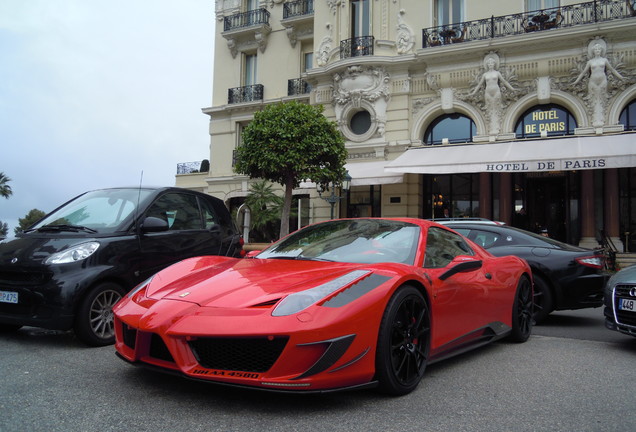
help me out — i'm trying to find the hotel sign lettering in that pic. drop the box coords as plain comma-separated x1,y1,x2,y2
523,109,567,135
486,159,606,172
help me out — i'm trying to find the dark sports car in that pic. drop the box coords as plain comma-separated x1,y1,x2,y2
114,218,532,395
604,265,636,337
440,222,608,323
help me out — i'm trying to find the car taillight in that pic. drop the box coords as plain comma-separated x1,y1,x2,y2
575,255,604,269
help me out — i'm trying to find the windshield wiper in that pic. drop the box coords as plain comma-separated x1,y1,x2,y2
36,224,97,233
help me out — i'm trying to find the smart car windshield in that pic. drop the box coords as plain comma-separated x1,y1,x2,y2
257,219,420,265
28,188,155,234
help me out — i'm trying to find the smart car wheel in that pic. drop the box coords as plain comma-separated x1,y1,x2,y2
532,274,553,324
74,282,125,346
376,285,430,396
509,275,533,343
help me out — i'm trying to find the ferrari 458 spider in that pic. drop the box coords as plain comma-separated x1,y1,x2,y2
114,218,532,395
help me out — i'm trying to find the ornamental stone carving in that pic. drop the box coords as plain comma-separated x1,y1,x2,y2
396,9,415,54
316,23,333,67
462,52,518,136
571,38,626,128
332,66,391,141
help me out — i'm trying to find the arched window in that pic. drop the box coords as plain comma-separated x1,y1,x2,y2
423,113,476,146
514,104,576,138
619,99,636,131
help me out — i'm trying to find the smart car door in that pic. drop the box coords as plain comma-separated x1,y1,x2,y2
137,191,224,279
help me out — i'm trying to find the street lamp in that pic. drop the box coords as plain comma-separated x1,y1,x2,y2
317,172,352,219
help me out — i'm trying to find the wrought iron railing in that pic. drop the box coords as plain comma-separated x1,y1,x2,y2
177,161,203,175
287,78,311,96
422,0,635,48
223,8,270,32
283,0,314,19
228,84,264,104
340,36,375,59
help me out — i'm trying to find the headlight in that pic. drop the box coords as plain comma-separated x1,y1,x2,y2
44,242,100,264
272,270,371,317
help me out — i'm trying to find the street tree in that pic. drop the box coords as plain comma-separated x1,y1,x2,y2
0,172,12,199
14,209,46,235
0,221,8,238
235,101,347,238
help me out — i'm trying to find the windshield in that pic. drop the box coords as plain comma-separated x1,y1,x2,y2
257,219,420,265
30,188,155,234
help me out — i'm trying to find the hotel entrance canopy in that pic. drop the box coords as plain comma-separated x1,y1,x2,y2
385,134,635,174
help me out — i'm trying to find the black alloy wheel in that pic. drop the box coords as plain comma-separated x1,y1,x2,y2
531,274,553,324
376,285,430,396
509,275,533,342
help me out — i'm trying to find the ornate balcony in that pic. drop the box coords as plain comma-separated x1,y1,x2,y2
228,84,264,104
222,9,271,57
340,36,375,59
283,0,314,19
177,161,204,175
287,78,311,96
281,0,314,47
422,0,635,48
223,8,270,31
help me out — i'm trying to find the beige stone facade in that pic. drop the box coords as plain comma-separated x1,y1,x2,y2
176,0,636,248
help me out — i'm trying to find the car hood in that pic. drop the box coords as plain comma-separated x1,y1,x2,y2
0,235,93,266
145,256,376,308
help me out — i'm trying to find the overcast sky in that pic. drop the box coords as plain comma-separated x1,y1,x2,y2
0,0,215,236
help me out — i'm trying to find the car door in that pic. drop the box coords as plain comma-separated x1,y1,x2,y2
423,226,491,348
137,191,224,279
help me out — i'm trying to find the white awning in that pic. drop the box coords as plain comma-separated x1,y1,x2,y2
345,161,404,186
385,134,636,174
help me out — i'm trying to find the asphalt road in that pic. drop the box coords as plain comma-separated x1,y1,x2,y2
1,307,635,432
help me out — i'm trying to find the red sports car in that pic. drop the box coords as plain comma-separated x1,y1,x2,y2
113,218,532,395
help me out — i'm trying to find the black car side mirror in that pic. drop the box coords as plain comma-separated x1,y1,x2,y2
141,217,169,233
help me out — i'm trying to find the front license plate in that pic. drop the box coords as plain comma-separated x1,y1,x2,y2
618,298,636,312
0,291,19,304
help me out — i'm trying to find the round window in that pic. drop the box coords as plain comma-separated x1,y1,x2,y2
350,110,372,135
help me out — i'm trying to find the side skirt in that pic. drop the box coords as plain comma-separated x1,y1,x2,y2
428,322,511,365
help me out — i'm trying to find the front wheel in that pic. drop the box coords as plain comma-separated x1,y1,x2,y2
74,282,125,346
508,275,533,343
376,285,430,396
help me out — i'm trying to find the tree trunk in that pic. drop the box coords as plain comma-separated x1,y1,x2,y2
279,176,294,239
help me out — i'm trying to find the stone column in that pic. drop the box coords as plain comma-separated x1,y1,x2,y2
604,168,623,252
500,173,512,225
479,173,492,220
579,170,598,249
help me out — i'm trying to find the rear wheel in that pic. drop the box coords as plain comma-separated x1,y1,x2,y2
532,274,553,324
376,285,430,396
74,282,125,346
509,275,533,342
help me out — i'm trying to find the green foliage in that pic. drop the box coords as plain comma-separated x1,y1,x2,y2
245,180,282,231
0,221,8,238
234,101,347,237
235,101,347,190
14,209,46,235
0,172,12,199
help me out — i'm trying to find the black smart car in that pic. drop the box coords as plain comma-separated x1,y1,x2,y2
439,221,608,323
0,187,242,346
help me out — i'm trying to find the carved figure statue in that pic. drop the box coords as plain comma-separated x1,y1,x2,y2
469,53,516,135
573,40,624,127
